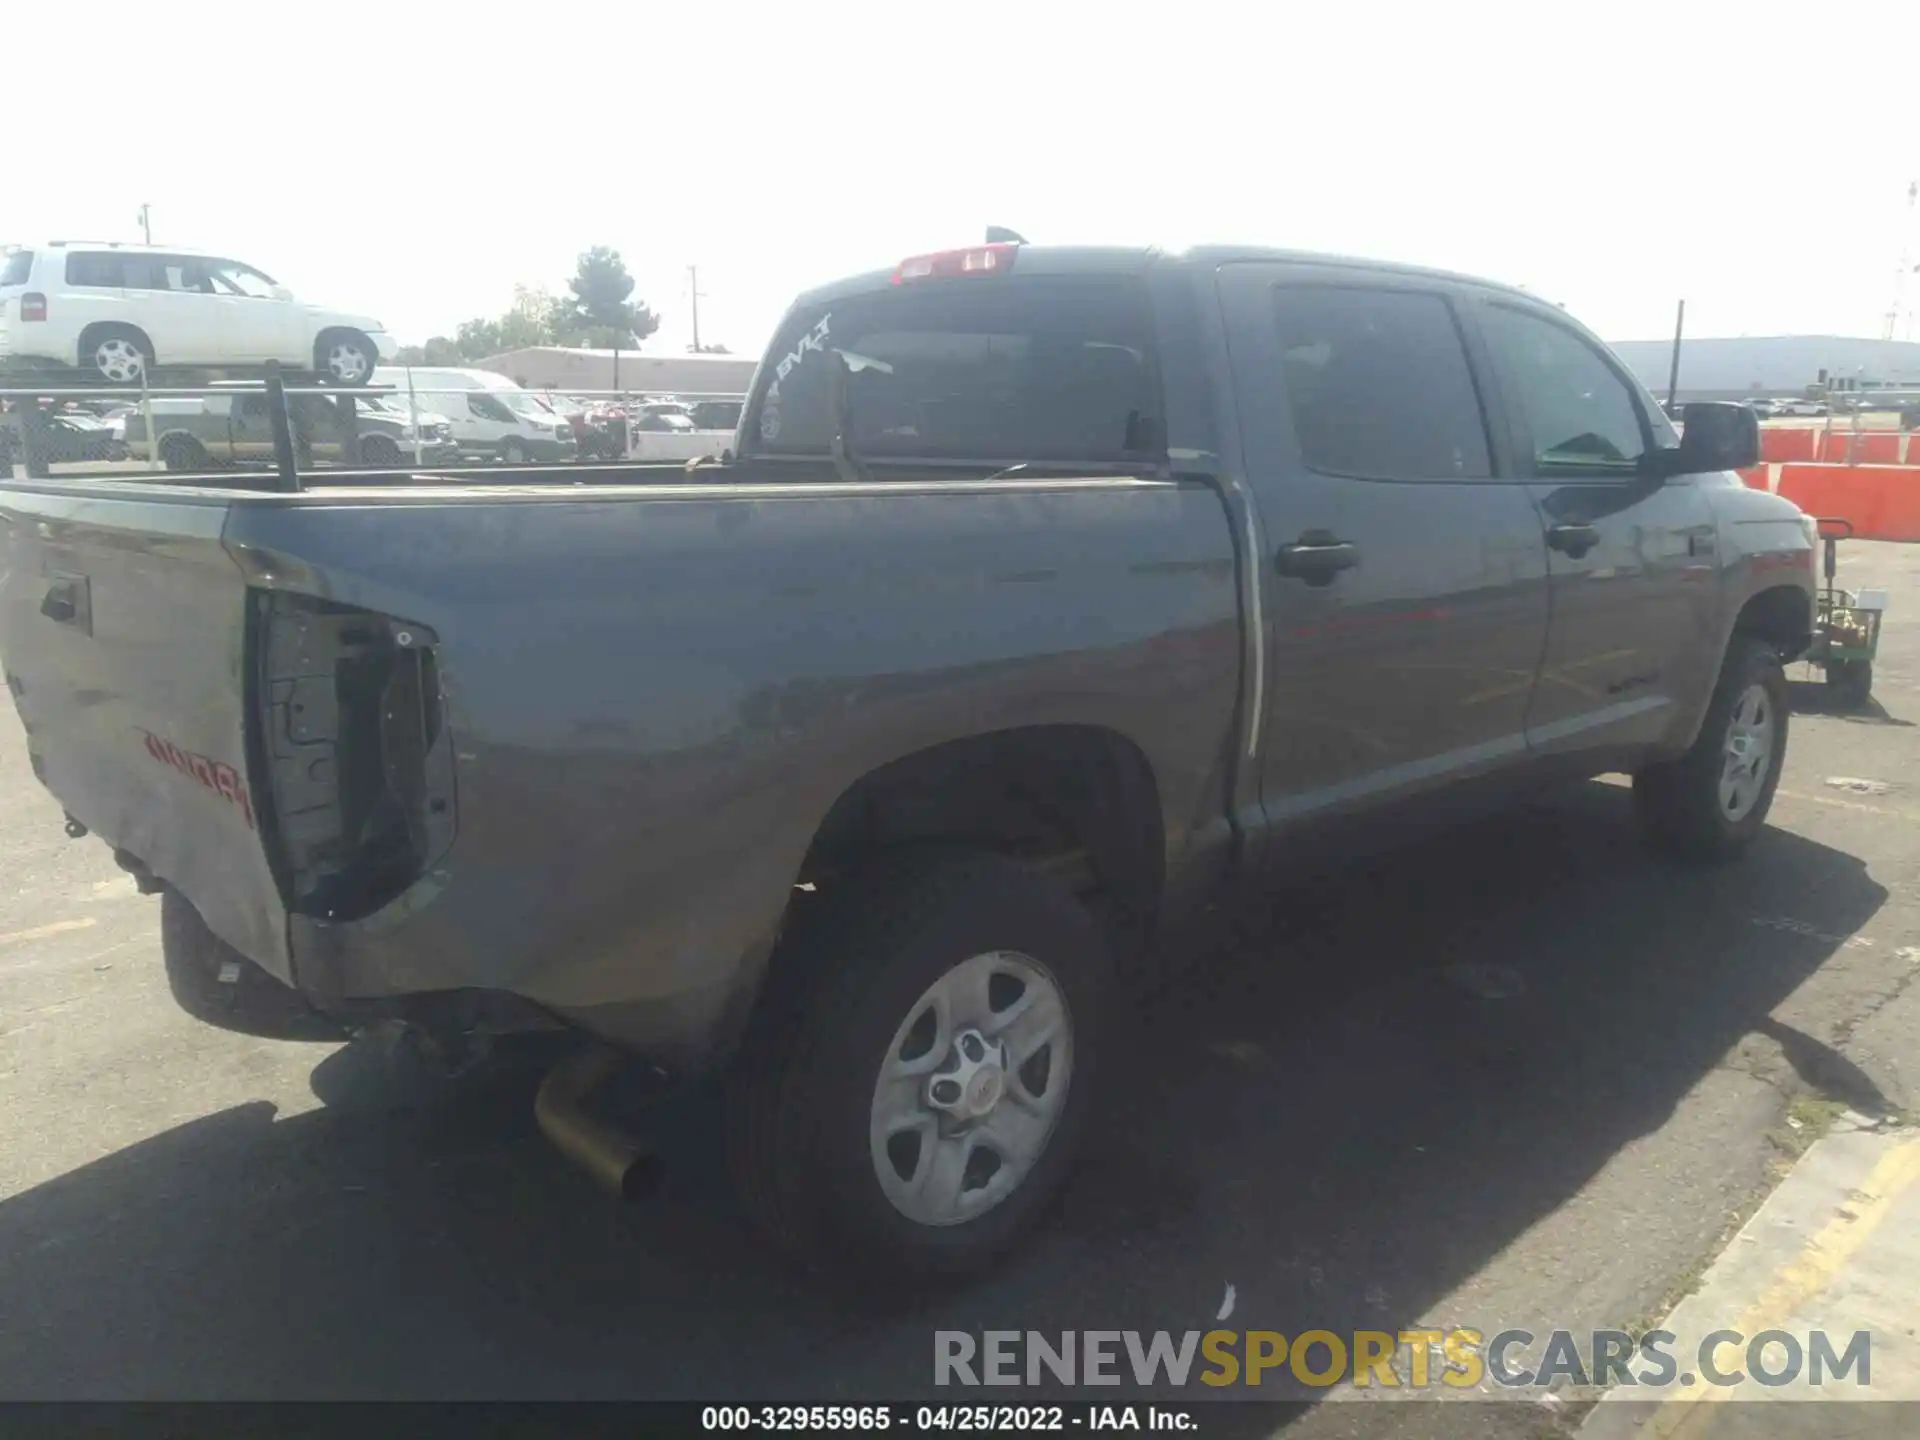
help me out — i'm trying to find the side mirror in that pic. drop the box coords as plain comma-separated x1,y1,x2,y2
270,285,294,302
1658,401,1759,477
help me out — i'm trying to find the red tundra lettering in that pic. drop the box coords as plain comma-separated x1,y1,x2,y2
136,729,256,832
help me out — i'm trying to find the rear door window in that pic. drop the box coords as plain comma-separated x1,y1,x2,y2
1269,285,1493,481
65,252,126,288
750,275,1161,463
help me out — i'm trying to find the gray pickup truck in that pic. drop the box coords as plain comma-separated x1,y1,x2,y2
0,243,1816,1286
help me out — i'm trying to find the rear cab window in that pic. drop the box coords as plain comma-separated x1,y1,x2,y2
745,273,1163,465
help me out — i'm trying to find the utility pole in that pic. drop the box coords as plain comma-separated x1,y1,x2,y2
1666,299,1686,411
1887,180,1916,342
687,264,706,353
137,204,152,244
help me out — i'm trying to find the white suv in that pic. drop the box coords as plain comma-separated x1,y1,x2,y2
0,241,396,385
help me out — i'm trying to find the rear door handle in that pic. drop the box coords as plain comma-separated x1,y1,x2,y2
1275,534,1360,586
1546,523,1600,559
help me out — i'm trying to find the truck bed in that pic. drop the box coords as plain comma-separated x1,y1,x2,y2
0,467,1246,1065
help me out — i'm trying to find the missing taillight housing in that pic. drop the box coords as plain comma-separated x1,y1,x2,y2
891,244,1018,284
19,293,47,321
255,593,456,920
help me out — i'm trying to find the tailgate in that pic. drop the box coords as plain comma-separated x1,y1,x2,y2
0,485,290,979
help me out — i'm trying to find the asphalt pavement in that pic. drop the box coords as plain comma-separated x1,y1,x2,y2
2,542,1918,1433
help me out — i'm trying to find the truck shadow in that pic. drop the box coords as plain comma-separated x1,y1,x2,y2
0,782,1886,1412
1786,676,1910,726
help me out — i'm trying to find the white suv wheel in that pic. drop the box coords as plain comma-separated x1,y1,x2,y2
324,338,373,385
94,338,146,383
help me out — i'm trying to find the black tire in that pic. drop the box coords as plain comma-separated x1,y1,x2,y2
1633,635,1789,861
161,890,344,1041
1827,659,1873,710
724,850,1108,1289
79,324,153,385
156,434,210,472
315,330,378,387
500,438,528,464
358,434,403,468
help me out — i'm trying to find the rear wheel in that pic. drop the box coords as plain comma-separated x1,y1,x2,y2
157,434,210,472
725,851,1106,1288
1827,659,1873,710
501,438,528,464
81,325,153,384
1634,636,1789,861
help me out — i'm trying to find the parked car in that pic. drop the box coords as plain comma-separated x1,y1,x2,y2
624,408,728,461
1775,397,1826,417
1745,397,1780,418
371,367,576,462
0,241,1815,1289
689,398,744,431
123,390,458,470
0,242,395,385
536,391,622,461
350,393,462,463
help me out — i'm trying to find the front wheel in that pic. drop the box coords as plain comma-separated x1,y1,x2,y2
358,434,402,468
725,851,1107,1288
1633,636,1789,861
500,438,528,464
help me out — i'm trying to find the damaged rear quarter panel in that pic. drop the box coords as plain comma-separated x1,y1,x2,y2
222,478,1242,1066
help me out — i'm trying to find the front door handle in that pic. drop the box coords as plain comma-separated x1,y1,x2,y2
1275,533,1360,586
1546,522,1600,559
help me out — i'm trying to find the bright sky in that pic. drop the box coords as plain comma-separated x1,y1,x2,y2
13,1,1917,354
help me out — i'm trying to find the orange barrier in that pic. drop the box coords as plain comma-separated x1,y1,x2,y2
1761,427,1819,463
1737,465,1771,491
1882,469,1920,542
1818,431,1901,465
1774,462,1920,542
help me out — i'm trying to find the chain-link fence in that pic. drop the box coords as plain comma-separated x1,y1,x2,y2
0,366,749,482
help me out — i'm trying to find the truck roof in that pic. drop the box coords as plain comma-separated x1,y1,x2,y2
790,243,1541,309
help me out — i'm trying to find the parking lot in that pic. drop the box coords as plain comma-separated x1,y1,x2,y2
2,542,1918,1427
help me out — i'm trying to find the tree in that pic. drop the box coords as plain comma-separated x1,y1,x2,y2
392,335,464,365
454,316,503,361
689,342,732,354
559,246,659,347
498,285,563,350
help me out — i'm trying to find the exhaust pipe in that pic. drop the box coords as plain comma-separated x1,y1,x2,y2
534,1045,662,1200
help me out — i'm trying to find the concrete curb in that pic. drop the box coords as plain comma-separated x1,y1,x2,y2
1580,1117,1920,1436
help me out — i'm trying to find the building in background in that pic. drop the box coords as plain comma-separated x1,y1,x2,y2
476,347,758,397
1607,335,1920,401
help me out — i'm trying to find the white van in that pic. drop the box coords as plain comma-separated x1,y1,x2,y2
371,367,575,462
